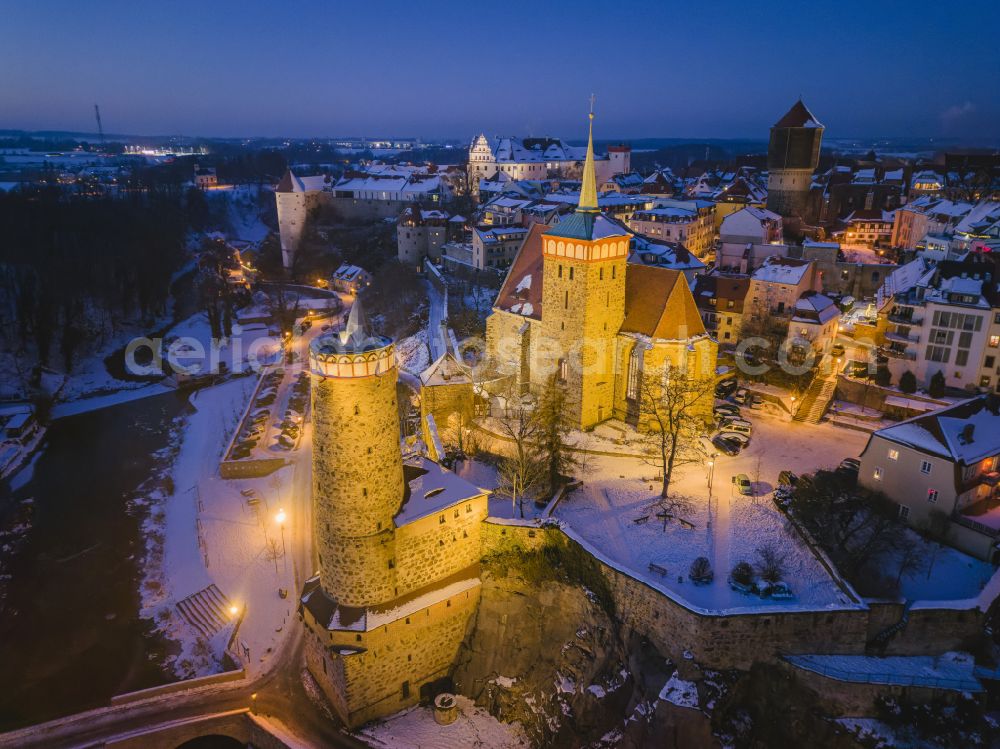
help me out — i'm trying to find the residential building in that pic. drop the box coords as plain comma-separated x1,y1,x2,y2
397,207,463,268
193,164,218,189
839,208,894,249
879,255,999,390
472,226,529,270
627,199,715,258
692,275,750,346
716,206,784,272
628,233,707,284
788,291,840,357
330,263,371,294
858,394,1000,561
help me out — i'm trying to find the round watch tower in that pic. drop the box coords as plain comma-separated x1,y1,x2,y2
310,303,403,607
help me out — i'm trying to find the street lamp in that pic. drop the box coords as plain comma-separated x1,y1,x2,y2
276,508,287,571
229,604,239,617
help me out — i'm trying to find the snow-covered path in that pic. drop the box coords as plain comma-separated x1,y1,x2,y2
425,279,448,361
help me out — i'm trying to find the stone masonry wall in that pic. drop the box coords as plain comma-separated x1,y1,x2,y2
342,586,481,727
394,496,488,596
312,368,403,607
481,521,985,674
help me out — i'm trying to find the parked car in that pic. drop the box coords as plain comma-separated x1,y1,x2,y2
777,470,798,487
830,343,845,357
838,458,861,473
715,377,739,398
698,435,719,457
748,394,764,409
732,388,750,405
720,417,753,436
714,404,741,419
718,432,750,448
712,435,741,456
732,473,753,495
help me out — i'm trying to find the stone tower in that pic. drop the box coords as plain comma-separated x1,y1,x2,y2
301,300,488,728
540,107,631,429
310,302,402,606
766,99,824,219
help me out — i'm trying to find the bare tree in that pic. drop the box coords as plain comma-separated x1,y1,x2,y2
639,364,716,498
493,384,544,518
894,539,926,588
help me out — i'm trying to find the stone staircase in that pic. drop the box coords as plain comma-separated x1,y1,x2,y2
176,584,233,639
793,377,837,423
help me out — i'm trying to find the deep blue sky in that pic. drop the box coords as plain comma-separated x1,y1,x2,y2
2,0,998,140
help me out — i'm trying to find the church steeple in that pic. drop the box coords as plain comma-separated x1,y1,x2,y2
577,97,599,213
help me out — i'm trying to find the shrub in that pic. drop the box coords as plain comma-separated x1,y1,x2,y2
874,366,891,387
689,556,713,584
730,561,754,586
754,543,787,583
899,370,917,394
928,370,946,398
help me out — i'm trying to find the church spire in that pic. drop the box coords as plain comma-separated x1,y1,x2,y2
577,95,599,213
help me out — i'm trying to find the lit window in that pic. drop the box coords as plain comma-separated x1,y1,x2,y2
920,460,932,475
991,335,1000,348
873,467,883,481
888,449,899,461
927,489,938,503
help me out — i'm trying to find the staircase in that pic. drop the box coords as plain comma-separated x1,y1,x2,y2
793,377,837,423
176,584,233,639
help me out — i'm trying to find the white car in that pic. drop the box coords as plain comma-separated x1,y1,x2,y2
720,418,753,436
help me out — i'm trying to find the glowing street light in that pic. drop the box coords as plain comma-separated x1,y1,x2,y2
229,604,239,617
276,508,287,571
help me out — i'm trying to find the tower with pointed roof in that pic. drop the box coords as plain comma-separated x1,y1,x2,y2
302,299,489,726
540,105,631,429
766,99,824,219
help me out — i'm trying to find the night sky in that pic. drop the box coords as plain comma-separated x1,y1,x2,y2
2,0,998,140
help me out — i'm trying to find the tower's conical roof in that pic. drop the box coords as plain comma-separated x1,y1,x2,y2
773,99,823,129
577,106,599,213
313,297,392,357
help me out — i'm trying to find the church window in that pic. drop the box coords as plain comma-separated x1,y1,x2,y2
626,346,642,400
558,264,562,278
569,267,574,280
559,358,568,382
564,290,569,309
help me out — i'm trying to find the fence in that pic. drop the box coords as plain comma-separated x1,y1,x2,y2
784,655,982,692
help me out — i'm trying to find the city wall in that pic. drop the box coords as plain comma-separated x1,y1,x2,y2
480,520,986,672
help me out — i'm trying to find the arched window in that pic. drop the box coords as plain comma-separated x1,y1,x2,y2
626,345,642,401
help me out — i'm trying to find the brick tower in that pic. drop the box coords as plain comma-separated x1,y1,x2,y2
540,107,631,429
766,99,824,219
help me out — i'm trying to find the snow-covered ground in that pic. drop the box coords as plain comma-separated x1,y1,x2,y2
396,329,430,374
139,378,301,679
359,695,529,748
555,414,872,613
164,312,283,375
205,184,273,244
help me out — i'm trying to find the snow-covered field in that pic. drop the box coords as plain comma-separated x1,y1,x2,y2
396,329,430,374
555,414,873,613
359,695,529,748
164,312,283,375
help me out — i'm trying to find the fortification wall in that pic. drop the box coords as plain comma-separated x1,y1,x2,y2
481,521,985,673
394,496,488,596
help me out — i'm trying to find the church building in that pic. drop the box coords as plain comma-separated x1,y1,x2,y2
485,111,718,431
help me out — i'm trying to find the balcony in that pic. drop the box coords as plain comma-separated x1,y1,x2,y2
885,328,919,343
888,311,922,325
882,345,916,360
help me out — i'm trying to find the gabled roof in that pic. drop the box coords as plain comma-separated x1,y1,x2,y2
870,395,1000,465
419,352,471,387
494,222,547,320
692,275,751,314
773,99,824,129
622,265,706,340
